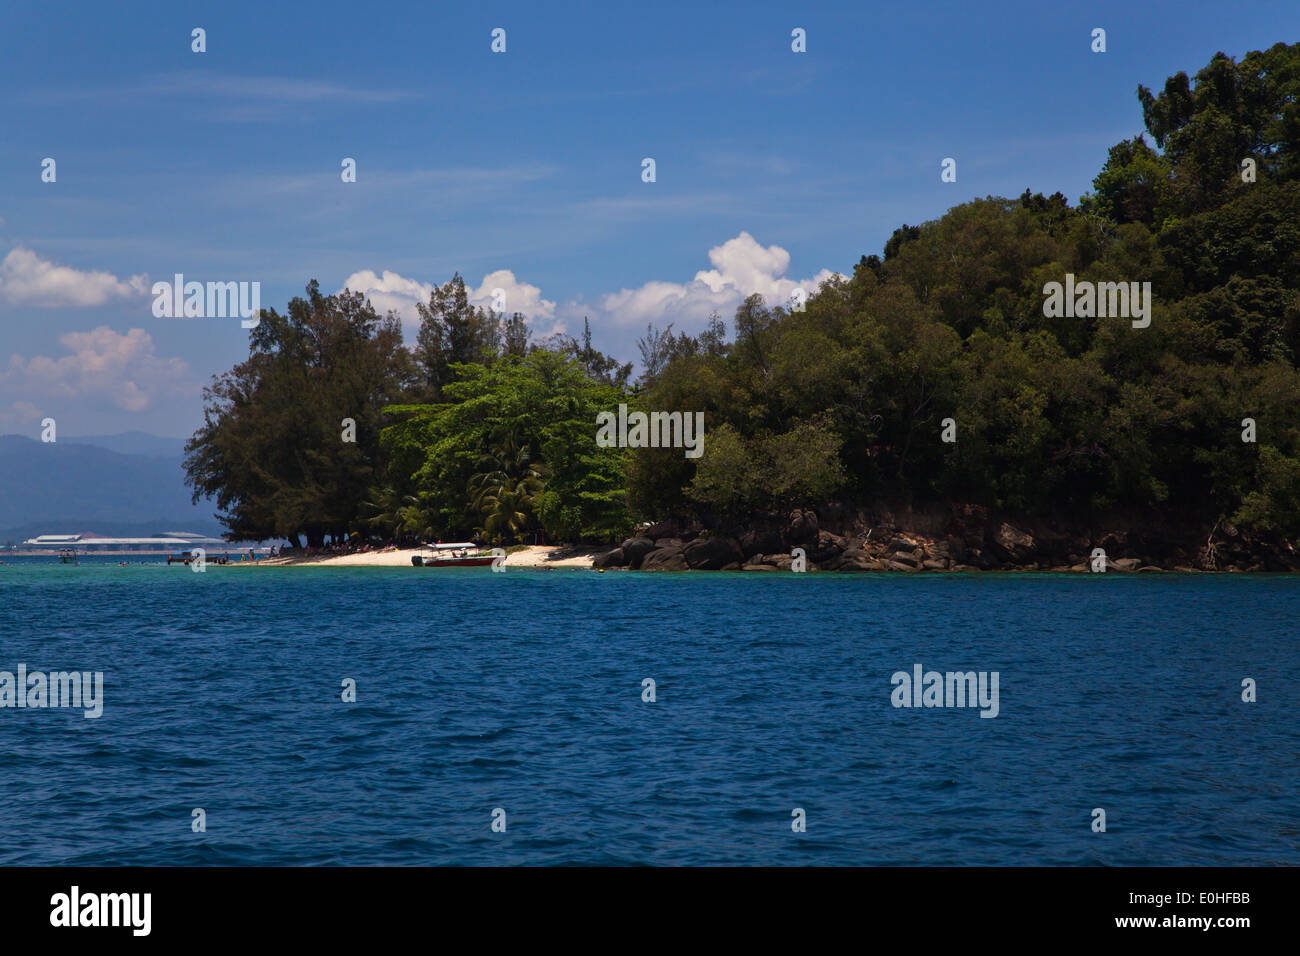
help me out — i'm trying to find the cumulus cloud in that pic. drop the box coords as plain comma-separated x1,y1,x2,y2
0,247,150,308
0,326,195,413
338,268,559,339
338,268,433,328
339,232,838,352
594,232,842,330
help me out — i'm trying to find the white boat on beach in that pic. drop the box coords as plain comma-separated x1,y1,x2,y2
411,542,498,568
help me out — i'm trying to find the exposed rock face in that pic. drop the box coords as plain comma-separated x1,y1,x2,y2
619,502,1298,573
641,545,687,571
810,530,847,562
620,536,656,569
991,523,1035,563
682,536,745,570
834,552,885,572
593,548,626,569
787,508,819,546
740,529,783,559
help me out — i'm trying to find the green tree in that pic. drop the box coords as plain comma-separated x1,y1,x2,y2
184,281,409,547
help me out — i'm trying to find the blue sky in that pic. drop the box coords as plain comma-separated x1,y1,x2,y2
1,0,1296,437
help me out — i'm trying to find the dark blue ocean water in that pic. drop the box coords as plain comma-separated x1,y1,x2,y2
0,555,1296,865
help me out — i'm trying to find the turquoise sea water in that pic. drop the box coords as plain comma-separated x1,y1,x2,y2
0,555,1296,865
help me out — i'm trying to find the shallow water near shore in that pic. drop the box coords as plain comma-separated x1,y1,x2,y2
1,556,1296,865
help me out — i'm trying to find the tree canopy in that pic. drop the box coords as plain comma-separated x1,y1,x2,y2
186,43,1300,548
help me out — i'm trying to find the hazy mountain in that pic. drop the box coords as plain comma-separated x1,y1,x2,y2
63,431,188,458
0,434,223,541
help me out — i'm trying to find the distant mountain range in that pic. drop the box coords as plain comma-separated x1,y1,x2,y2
0,433,225,542
63,431,189,458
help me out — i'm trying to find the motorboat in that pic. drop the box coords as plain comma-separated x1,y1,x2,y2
411,542,498,568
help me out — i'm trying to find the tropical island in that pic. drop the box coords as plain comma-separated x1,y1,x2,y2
185,44,1300,573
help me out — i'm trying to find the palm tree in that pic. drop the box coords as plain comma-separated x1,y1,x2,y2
360,485,433,544
468,439,547,543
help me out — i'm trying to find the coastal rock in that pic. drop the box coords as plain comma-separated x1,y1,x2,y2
1110,557,1140,572
886,559,920,572
890,551,919,567
763,552,795,571
620,536,656,569
593,548,626,569
641,546,687,571
740,529,783,558
991,522,1035,563
811,530,848,562
922,559,948,570
683,536,745,570
644,520,681,541
837,554,885,572
787,508,819,546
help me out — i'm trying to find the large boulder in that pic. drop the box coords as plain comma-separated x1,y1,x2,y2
683,536,744,570
643,519,681,541
641,545,688,571
787,508,819,547
620,536,656,569
740,529,783,559
990,522,1035,564
810,530,848,563
833,550,885,572
593,548,626,569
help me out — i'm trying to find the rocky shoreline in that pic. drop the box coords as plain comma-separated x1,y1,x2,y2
593,504,1300,573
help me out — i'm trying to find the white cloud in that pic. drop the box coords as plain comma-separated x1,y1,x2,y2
340,232,839,354
0,247,149,308
338,268,559,339
592,231,842,330
0,326,194,413
466,270,557,323
338,268,433,332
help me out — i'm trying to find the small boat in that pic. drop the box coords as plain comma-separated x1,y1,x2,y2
167,550,211,566
411,542,498,568
58,548,77,565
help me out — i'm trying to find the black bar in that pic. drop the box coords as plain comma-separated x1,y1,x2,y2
0,866,1278,942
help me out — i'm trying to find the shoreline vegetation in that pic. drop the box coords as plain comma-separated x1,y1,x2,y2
183,46,1300,574
237,515,1297,573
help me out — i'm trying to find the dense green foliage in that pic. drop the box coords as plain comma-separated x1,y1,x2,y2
186,275,634,545
187,44,1300,545
632,43,1300,538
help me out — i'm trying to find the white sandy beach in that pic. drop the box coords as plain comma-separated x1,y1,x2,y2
245,544,605,569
